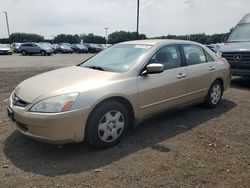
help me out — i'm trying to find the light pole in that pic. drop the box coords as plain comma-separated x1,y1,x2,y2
104,27,109,44
3,11,10,38
51,35,54,44
136,0,140,39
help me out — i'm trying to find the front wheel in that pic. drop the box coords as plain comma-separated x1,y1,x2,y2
86,101,129,149
204,80,223,108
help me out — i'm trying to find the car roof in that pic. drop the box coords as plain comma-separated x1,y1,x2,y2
238,13,250,25
120,39,200,46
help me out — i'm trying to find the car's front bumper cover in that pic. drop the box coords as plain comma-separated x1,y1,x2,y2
7,105,90,144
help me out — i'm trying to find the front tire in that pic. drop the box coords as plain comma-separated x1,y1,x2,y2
204,80,223,108
86,100,129,149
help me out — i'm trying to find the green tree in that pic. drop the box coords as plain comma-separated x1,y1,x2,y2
108,31,147,44
54,34,80,44
80,33,106,44
9,33,44,43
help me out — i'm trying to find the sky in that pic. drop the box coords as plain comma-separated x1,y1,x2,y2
0,0,250,39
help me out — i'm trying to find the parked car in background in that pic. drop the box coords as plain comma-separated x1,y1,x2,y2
11,43,22,53
57,43,73,53
0,44,12,55
101,44,112,50
19,42,54,56
85,43,103,53
52,44,59,54
71,44,88,53
218,13,250,77
7,39,231,149
206,44,220,53
39,42,56,53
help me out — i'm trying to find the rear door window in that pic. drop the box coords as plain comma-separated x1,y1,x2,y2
182,44,207,66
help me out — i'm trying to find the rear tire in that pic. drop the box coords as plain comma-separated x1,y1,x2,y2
204,80,223,108
21,50,27,56
86,100,129,149
40,50,46,56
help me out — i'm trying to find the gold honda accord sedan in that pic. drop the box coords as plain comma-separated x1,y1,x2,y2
7,40,231,149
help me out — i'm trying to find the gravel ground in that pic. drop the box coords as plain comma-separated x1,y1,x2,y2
0,66,249,188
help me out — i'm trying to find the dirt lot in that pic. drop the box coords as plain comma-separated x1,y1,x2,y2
0,60,249,187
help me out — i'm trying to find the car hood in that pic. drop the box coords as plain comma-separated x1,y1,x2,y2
14,66,119,103
0,47,10,51
219,42,250,53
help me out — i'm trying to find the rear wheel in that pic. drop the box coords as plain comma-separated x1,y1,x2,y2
40,50,46,56
86,100,129,149
204,80,223,108
21,50,27,56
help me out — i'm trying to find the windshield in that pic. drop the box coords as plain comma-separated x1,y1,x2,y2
61,43,71,46
81,44,152,72
227,24,250,42
60,45,69,48
40,43,52,47
76,44,83,48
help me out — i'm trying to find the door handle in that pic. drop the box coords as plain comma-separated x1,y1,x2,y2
176,73,186,79
209,66,216,71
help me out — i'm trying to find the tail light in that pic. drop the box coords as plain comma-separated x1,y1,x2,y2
228,63,232,73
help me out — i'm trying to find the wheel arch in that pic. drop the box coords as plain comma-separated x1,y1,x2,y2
214,77,224,90
86,96,136,129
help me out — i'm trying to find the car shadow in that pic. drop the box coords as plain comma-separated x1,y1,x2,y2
231,76,250,91
3,99,236,176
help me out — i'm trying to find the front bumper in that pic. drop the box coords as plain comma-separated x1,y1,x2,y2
7,105,90,144
0,50,12,55
232,69,250,77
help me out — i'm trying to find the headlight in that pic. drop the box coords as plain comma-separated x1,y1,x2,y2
216,52,222,57
30,93,79,113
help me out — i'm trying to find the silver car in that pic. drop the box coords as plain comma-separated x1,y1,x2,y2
0,44,12,55
7,39,231,149
19,42,54,56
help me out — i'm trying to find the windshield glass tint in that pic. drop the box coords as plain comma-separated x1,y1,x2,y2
81,44,152,72
227,24,250,42
41,43,51,47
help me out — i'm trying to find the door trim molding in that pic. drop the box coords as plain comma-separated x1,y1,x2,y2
140,88,207,109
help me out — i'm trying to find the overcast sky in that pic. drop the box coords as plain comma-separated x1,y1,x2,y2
0,0,250,39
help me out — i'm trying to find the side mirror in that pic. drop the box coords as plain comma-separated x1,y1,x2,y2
142,63,164,75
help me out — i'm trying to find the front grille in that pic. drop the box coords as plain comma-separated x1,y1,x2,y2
222,52,250,63
222,52,250,70
0,50,9,53
12,94,29,107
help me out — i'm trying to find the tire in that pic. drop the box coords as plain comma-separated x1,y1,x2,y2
86,100,129,149
204,80,223,108
40,50,46,56
21,50,27,56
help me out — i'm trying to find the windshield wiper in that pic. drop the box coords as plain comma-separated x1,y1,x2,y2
85,66,105,71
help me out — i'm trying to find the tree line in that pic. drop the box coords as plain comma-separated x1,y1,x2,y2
0,31,230,44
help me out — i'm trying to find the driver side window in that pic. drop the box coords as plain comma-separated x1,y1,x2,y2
148,45,182,70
